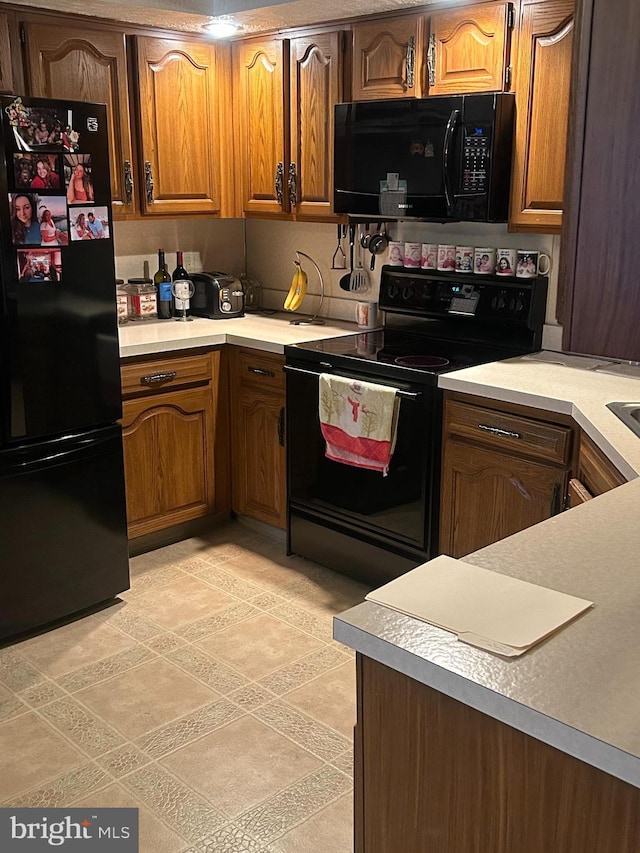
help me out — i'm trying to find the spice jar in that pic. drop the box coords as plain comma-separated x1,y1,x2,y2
127,277,157,321
115,279,129,325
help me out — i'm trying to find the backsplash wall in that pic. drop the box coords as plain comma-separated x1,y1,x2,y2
112,219,245,282
246,219,562,342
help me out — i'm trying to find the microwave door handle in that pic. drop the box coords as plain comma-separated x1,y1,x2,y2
442,108,460,215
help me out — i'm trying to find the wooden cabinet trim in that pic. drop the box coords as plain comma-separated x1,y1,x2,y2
121,351,216,397
578,432,627,495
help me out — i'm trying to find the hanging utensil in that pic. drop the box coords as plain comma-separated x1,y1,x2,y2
339,223,355,291
360,222,372,249
350,224,370,292
331,223,346,270
368,223,389,271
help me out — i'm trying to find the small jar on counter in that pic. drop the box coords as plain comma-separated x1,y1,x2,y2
127,277,157,321
115,279,129,325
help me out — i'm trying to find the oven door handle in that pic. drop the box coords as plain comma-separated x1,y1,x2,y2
283,364,423,399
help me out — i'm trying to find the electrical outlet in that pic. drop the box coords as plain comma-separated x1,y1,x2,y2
183,251,202,273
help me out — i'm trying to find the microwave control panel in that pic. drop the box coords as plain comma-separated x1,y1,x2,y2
461,130,490,194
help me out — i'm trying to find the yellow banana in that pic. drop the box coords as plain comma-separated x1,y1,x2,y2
283,262,307,311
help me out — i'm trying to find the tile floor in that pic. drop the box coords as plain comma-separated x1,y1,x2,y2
0,520,370,852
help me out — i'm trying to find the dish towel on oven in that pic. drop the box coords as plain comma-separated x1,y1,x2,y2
318,374,400,476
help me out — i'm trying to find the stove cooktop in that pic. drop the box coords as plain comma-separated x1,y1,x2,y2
292,329,519,378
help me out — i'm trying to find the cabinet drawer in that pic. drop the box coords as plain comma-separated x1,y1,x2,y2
121,352,212,397
445,400,572,465
235,348,285,392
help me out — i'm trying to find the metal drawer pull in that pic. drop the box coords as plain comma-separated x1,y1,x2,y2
477,423,522,439
123,160,133,205
140,371,177,386
248,367,276,377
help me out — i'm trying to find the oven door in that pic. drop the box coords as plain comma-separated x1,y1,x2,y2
285,361,439,555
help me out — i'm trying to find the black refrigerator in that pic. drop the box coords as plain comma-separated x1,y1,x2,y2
0,95,129,642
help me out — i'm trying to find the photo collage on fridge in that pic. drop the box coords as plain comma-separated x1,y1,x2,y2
5,96,110,285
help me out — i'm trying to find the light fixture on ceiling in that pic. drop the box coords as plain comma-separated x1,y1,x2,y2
204,15,240,38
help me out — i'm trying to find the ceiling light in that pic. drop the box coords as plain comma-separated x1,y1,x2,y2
204,16,240,38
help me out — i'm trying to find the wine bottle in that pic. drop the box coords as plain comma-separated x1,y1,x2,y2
154,249,172,319
172,250,191,317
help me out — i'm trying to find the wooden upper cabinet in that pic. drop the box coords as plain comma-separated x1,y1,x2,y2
234,37,287,216
135,37,220,216
0,12,16,93
352,15,425,100
427,2,512,95
23,22,136,218
290,32,343,219
510,0,575,232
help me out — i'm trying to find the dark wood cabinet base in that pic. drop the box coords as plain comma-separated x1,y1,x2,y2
356,654,640,853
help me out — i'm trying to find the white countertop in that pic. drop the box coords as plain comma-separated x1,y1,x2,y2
438,350,640,479
118,313,357,358
335,349,640,788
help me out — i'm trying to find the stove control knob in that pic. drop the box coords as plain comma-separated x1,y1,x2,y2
402,285,415,301
387,284,400,300
509,297,517,312
491,296,498,310
515,297,525,312
497,295,506,310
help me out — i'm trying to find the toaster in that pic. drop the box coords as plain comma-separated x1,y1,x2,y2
190,271,245,319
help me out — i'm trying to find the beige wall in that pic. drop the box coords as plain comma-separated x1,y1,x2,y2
246,219,561,331
112,218,245,282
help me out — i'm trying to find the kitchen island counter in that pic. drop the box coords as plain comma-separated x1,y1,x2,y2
119,313,356,358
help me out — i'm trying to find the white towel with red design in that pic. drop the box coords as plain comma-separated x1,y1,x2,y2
318,374,400,476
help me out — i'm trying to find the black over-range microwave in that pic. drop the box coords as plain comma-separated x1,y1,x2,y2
334,93,515,222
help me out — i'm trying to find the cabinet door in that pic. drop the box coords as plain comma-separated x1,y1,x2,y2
0,12,15,93
440,440,567,558
352,15,425,100
509,0,574,232
234,37,288,216
135,37,220,216
231,350,286,528
23,22,136,218
121,386,215,538
290,31,343,219
427,2,512,95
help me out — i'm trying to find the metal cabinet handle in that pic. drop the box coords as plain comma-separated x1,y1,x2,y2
288,162,298,208
427,33,436,88
477,423,522,440
277,406,285,446
144,160,154,204
248,366,276,377
405,36,416,90
550,482,562,516
275,162,284,205
140,371,176,386
123,160,133,205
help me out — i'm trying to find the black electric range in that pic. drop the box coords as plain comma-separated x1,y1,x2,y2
284,266,548,586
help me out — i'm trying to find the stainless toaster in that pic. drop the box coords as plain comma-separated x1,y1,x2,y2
190,272,245,319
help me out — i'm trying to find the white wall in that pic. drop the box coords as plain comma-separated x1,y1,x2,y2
112,218,245,282
246,219,562,342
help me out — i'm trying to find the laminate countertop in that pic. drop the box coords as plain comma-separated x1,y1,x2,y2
335,351,640,789
118,313,357,358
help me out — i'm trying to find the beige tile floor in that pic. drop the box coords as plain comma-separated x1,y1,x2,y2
0,520,370,852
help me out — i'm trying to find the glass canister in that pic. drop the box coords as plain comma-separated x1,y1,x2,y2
115,279,129,325
127,277,157,321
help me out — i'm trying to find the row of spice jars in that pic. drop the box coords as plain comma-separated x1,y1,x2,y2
116,278,157,324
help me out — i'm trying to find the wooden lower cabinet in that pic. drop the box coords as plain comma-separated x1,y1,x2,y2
356,654,640,853
230,347,286,528
120,349,222,539
440,394,573,557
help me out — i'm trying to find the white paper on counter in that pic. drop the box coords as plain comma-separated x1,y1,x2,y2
365,555,593,656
